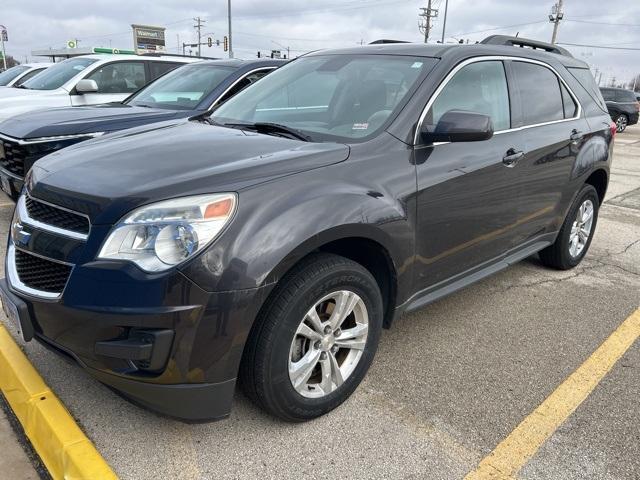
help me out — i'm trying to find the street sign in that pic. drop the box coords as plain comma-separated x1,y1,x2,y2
131,24,166,54
67,40,77,49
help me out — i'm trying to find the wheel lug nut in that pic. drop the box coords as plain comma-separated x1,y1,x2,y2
320,352,328,360
314,341,321,349
332,346,339,353
334,328,342,336
324,326,332,334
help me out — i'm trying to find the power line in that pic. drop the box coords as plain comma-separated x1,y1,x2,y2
565,19,640,27
558,42,640,51
449,20,548,38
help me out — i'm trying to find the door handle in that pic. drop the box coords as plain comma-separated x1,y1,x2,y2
570,129,584,142
502,149,524,167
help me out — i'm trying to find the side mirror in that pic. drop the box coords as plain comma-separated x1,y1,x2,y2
422,110,494,143
75,79,99,94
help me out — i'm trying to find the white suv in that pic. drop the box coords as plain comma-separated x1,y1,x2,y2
0,54,200,122
0,63,53,88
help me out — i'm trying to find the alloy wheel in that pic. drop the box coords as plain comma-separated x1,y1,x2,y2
569,199,594,258
616,115,628,133
288,290,369,398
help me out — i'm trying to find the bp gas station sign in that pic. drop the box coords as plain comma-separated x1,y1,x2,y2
131,24,166,54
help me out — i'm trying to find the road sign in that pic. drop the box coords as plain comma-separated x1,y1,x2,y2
67,40,77,49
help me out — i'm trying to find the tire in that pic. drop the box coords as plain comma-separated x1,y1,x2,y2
539,184,599,270
239,253,383,422
616,114,628,133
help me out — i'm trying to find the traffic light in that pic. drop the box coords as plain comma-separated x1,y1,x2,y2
223,36,228,52
207,37,212,48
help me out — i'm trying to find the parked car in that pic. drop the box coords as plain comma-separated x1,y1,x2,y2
0,63,52,88
0,54,200,122
0,59,284,200
600,87,639,132
0,36,613,422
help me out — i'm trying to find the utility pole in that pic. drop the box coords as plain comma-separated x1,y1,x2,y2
440,0,449,44
227,0,234,58
418,1,438,44
0,25,8,70
549,0,564,44
194,17,206,57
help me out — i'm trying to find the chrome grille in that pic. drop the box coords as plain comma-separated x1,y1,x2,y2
25,195,90,235
14,248,72,294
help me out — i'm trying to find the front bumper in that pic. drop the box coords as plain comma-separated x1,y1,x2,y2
0,270,270,421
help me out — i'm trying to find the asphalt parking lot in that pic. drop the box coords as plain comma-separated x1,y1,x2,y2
1,126,639,480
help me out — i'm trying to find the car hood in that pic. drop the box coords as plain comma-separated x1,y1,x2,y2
0,90,70,123
30,120,350,224
0,104,186,139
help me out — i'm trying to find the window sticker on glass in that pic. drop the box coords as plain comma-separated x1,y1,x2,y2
411,62,423,69
352,123,369,130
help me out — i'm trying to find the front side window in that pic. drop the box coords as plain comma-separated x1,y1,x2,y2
424,60,511,132
86,62,147,94
128,64,235,110
13,68,46,86
600,89,615,101
513,61,565,125
21,58,97,90
216,69,274,105
213,54,436,142
0,65,29,86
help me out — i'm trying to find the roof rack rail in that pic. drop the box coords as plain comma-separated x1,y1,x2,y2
139,52,222,60
480,35,573,58
369,39,410,44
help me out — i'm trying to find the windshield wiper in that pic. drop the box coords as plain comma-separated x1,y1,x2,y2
223,122,312,142
13,84,30,89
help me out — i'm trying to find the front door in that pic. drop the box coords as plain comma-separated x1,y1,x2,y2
71,61,147,106
413,59,524,291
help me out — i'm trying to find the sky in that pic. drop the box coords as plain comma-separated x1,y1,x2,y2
1,0,639,86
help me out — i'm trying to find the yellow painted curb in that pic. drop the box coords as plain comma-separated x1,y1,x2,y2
0,323,117,480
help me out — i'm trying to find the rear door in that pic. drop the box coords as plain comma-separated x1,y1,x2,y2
508,60,590,246
71,61,147,105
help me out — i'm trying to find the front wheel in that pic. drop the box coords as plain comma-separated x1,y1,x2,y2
239,253,383,422
616,114,628,133
539,184,599,270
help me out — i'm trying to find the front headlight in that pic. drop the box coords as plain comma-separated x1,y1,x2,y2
98,193,237,272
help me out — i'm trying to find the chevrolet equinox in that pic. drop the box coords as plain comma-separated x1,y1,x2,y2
0,36,614,422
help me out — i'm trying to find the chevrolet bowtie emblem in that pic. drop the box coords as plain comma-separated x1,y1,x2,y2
12,221,31,247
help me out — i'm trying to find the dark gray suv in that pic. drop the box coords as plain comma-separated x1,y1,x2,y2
1,36,615,422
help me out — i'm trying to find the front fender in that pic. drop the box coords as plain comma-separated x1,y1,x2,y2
180,168,414,294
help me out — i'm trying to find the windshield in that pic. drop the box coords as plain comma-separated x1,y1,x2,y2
213,54,434,142
128,64,236,110
21,57,97,90
0,66,30,86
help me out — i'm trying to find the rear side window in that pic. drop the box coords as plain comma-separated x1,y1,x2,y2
569,67,607,111
513,61,565,125
560,83,578,118
149,62,180,80
426,60,510,132
616,89,637,103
